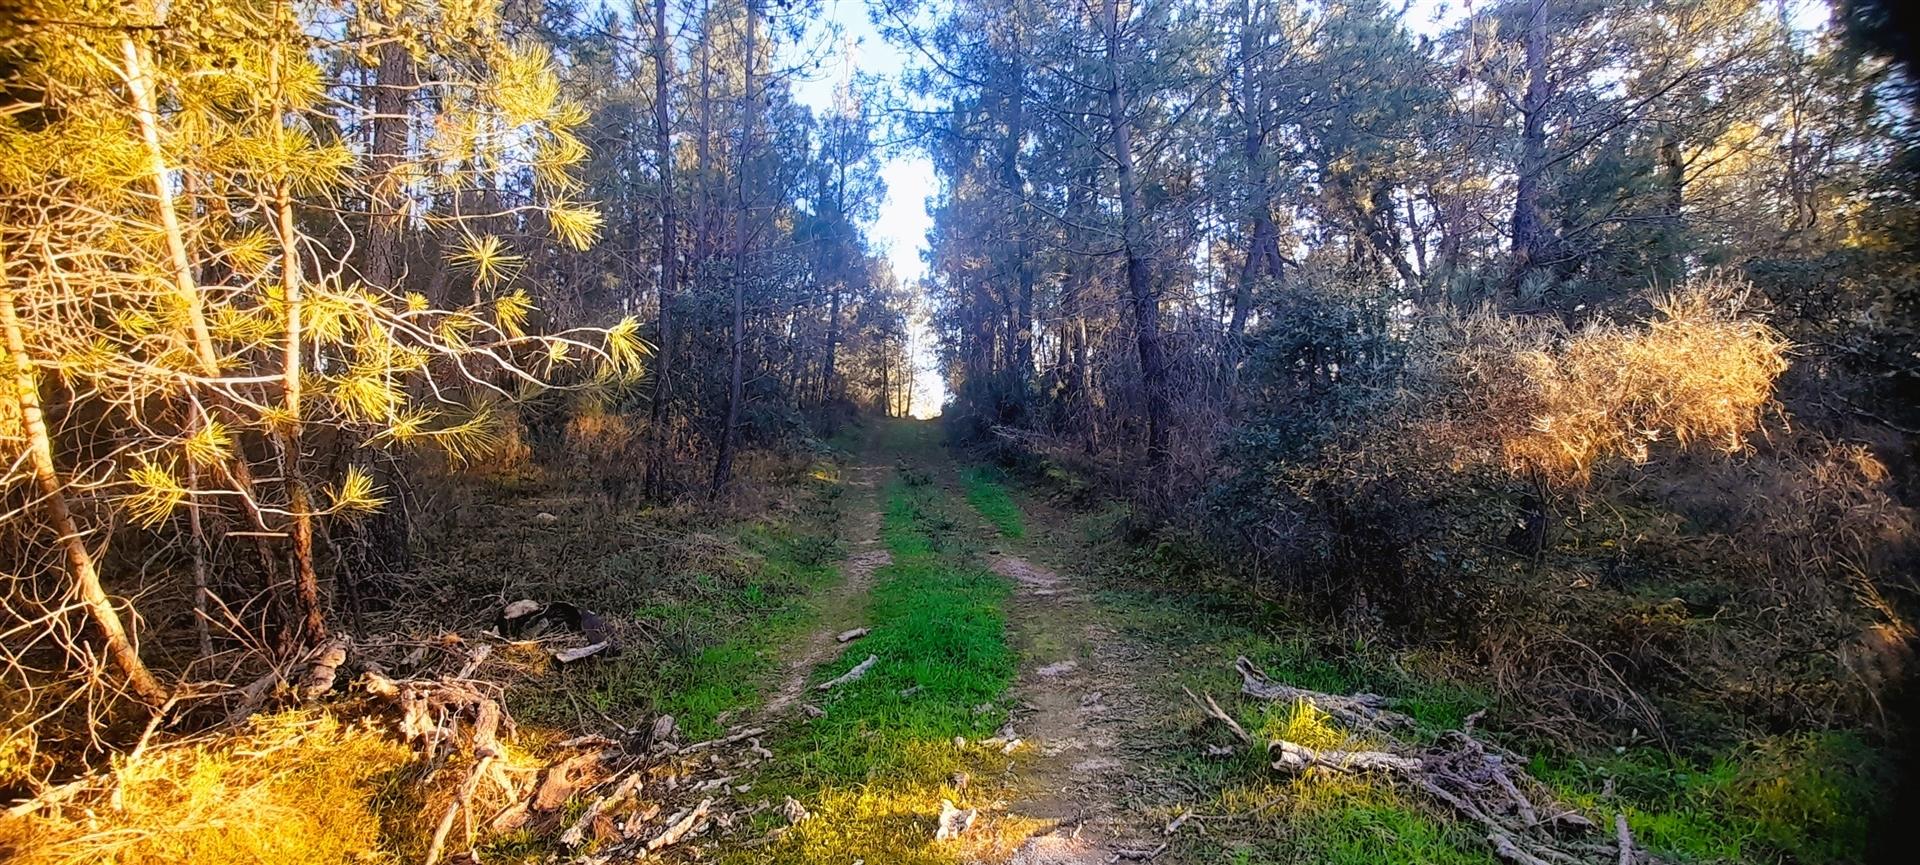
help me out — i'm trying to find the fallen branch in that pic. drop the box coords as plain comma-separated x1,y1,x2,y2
1184,686,1251,744
1233,660,1640,865
679,725,768,754
1110,841,1169,861
817,654,878,691
1268,740,1425,774
835,627,870,643
645,797,712,853
559,772,645,847
1235,656,1411,730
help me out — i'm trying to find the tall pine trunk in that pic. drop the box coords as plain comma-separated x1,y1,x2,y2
712,0,759,495
1103,0,1171,488
645,0,678,501
2,273,168,706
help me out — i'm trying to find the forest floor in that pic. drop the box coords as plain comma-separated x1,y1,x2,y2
670,420,1506,865
425,417,1878,865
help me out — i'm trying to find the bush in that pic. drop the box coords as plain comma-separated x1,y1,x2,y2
1471,277,1789,487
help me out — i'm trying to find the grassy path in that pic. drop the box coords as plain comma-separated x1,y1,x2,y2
728,422,1029,864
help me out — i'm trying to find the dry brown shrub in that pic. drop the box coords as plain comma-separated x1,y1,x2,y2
1462,276,1789,486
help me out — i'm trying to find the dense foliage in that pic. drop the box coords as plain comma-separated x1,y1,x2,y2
1,0,909,778
907,0,1918,745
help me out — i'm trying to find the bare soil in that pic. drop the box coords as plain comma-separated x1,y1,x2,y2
762,462,891,718
977,490,1175,864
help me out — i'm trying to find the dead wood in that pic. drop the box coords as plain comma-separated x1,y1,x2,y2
559,771,644,848
1184,686,1251,743
817,653,878,691
301,635,352,699
835,626,870,642
553,641,611,663
1236,660,1645,865
645,797,712,853
934,798,977,841
1268,740,1425,774
679,725,768,754
1111,841,1169,861
1235,655,1412,730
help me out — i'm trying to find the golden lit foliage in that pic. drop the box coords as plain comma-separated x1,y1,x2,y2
0,0,644,533
1470,277,1789,486
0,712,411,865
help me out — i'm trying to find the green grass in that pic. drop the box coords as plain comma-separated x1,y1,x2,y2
735,473,1022,864
1076,522,1888,865
504,479,844,739
962,466,1025,539
1533,732,1888,864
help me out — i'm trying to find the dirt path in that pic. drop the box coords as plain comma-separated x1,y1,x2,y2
762,460,890,718
966,484,1174,863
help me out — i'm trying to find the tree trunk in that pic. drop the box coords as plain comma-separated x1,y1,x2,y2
823,280,841,406
121,31,288,629
2,274,169,706
645,0,678,501
271,28,327,648
1506,0,1551,302
998,43,1034,412
1104,0,1171,485
711,0,759,496
693,0,714,271
1229,0,1279,354
363,13,414,293
1658,128,1686,286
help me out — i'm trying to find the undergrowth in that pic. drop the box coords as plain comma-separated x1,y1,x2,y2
1086,521,1887,864
0,712,413,865
506,468,845,739
1533,732,1889,864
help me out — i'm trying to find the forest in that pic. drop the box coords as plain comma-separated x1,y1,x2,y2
1,0,1916,864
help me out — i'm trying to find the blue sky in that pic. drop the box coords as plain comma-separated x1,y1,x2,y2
777,0,1834,417
786,0,944,414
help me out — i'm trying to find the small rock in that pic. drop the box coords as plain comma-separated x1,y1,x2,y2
935,799,977,841
502,599,543,619
533,512,560,524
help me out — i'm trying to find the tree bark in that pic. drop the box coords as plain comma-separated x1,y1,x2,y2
120,31,288,628
1230,0,1280,354
269,25,326,649
1506,0,1552,302
363,12,414,294
1103,0,1171,485
711,0,759,496
2,273,169,706
645,0,678,502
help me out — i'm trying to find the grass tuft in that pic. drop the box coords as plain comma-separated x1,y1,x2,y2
0,712,413,865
